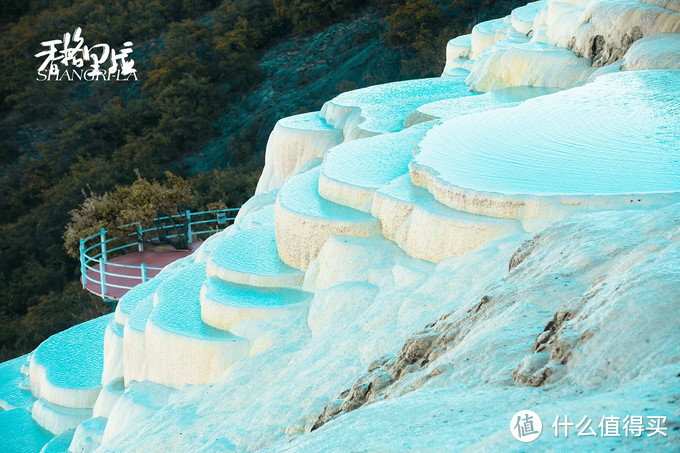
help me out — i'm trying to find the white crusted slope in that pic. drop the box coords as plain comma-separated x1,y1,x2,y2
467,32,596,90
622,33,680,70
69,416,106,453
470,18,507,58
102,380,176,443
146,262,249,388
538,0,680,66
92,378,124,418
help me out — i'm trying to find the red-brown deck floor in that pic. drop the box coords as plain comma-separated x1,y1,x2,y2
82,242,202,300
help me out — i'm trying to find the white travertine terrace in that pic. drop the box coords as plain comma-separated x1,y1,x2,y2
146,262,249,388
102,380,175,443
4,1,680,449
275,167,382,270
412,70,680,231
69,416,106,452
256,112,343,194
470,18,508,58
372,175,521,262
511,1,545,34
101,320,124,387
200,277,311,332
538,0,680,65
122,290,155,386
92,378,124,419
31,397,92,434
206,225,305,288
320,77,474,140
467,38,596,90
444,34,472,74
29,315,110,410
622,33,680,69
403,86,558,126
318,124,433,212
114,272,168,326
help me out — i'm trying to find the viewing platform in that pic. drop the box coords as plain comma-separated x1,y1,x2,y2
80,209,239,302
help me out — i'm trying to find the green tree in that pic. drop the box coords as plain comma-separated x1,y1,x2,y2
63,171,194,259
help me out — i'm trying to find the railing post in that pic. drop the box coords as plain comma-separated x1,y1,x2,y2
137,223,144,252
141,262,147,283
217,210,227,228
186,209,192,244
100,227,107,262
80,239,87,287
99,258,107,296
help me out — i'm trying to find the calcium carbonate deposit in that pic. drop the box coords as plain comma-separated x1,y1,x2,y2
1,0,678,451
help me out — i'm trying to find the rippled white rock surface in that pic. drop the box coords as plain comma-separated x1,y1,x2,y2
412,70,680,229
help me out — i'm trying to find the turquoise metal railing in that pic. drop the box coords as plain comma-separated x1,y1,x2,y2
79,208,239,299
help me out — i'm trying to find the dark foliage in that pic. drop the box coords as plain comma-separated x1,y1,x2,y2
0,0,523,361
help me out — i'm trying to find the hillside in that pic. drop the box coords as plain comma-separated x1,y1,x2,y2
1,0,679,451
0,0,522,362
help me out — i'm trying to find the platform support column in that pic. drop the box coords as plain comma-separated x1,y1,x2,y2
186,209,192,244
99,259,107,296
138,223,144,252
100,228,107,262
80,239,87,287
